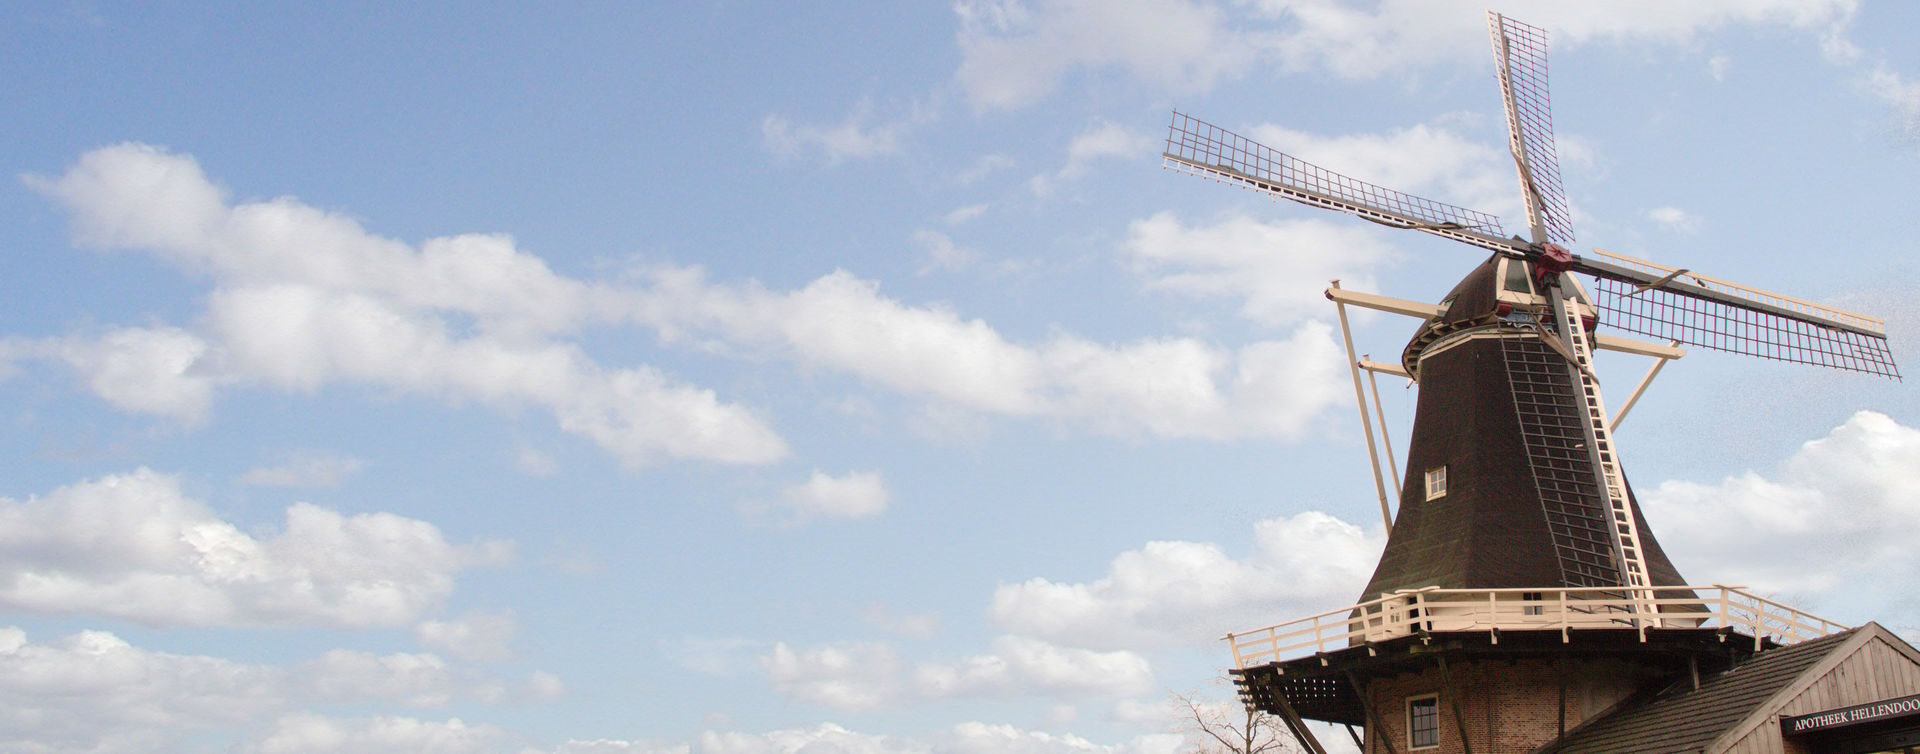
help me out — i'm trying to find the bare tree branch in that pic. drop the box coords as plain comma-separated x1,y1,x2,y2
1171,683,1299,754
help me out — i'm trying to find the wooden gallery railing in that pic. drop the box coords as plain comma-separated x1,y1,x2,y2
1227,585,1848,670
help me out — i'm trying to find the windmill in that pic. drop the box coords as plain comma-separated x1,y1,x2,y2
1163,12,1899,754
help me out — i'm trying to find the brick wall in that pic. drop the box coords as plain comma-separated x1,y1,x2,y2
1359,657,1647,753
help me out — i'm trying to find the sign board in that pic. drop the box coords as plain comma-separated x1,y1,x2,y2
1783,693,1920,735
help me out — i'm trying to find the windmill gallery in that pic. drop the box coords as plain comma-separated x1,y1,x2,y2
1165,11,1917,754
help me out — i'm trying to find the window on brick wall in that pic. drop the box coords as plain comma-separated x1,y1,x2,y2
1424,466,1447,500
1408,694,1440,750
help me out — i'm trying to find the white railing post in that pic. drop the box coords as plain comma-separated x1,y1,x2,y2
1223,585,1844,670
1728,583,1743,633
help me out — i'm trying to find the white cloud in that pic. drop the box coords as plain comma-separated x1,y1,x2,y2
698,722,909,754
0,623,1175,753
989,511,1382,650
530,739,689,754
914,636,1153,699
304,650,462,707
1029,122,1152,195
528,670,567,700
914,229,979,274
516,446,560,476
862,603,940,639
242,713,508,754
956,155,1016,185
1041,327,1342,440
943,203,990,225
954,0,1253,111
1258,0,1856,79
951,1,1856,109
1866,64,1920,150
939,722,1183,754
762,641,905,712
0,626,520,754
0,468,507,628
25,144,1348,456
633,266,1347,441
1709,53,1733,81
1642,411,1920,622
52,325,216,422
1126,213,1395,326
0,626,282,752
694,721,1182,754
26,146,594,338
783,470,890,519
742,470,892,527
762,100,915,165
24,144,789,468
663,636,767,677
1646,206,1702,232
241,451,365,487
762,635,1155,711
199,283,783,469
415,610,518,662
636,267,1045,415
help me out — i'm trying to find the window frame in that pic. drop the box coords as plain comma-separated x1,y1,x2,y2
1424,465,1447,501
1501,258,1535,294
1408,693,1441,750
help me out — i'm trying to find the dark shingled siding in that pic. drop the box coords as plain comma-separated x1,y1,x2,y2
1355,258,1693,601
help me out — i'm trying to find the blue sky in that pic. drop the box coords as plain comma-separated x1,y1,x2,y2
2,1,1918,752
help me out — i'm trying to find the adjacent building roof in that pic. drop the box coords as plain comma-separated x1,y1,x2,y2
1545,623,1920,754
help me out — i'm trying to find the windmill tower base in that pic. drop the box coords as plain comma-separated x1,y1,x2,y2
1227,593,1920,754
1238,627,1752,753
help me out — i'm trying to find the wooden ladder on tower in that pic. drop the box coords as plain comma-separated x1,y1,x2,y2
1553,302,1654,604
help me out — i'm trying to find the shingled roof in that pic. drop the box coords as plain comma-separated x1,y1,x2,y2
1543,624,1911,754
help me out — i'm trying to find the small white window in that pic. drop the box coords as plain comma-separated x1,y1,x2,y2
1424,466,1447,501
1408,694,1440,750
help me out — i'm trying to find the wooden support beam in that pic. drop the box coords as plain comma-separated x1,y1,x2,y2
1363,357,1401,496
1358,358,1410,378
1594,333,1684,359
1608,341,1680,433
1330,281,1395,533
1348,670,1399,754
1322,285,1686,360
1437,656,1475,754
1325,287,1442,319
1270,691,1330,754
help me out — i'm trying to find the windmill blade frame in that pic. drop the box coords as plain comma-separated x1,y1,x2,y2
1490,11,1576,249
1575,249,1900,377
1162,111,1524,256
1164,10,1897,381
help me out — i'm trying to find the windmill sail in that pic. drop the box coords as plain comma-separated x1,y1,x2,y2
1580,249,1900,377
1162,111,1520,255
1161,112,1901,379
1490,12,1576,248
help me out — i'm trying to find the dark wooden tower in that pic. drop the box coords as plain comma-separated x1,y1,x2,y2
1162,11,1900,754
1358,255,1694,601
